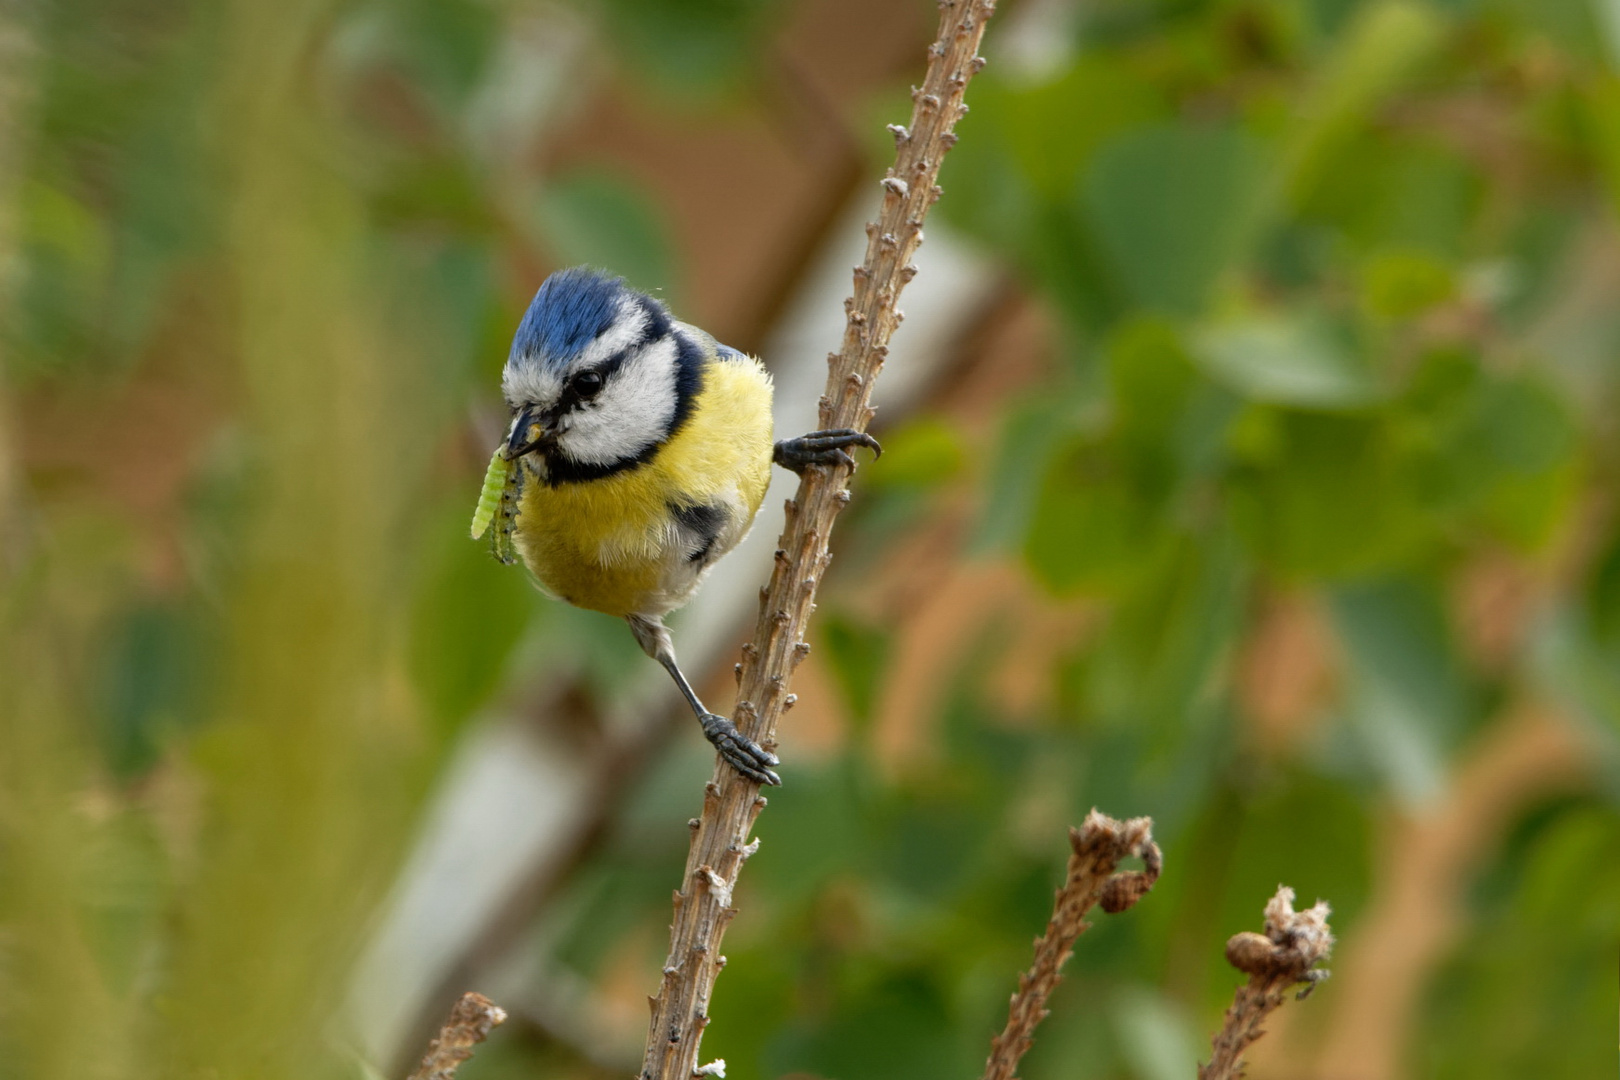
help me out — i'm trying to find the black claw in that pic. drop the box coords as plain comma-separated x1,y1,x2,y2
773,429,883,475
700,712,782,786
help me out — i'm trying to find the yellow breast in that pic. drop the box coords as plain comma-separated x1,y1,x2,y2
512,353,774,617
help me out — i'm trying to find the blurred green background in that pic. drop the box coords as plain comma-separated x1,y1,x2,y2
1,0,1616,1078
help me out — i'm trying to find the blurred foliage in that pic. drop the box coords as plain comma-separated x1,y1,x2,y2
2,0,1619,1079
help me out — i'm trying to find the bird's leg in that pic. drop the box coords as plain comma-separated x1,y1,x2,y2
772,428,882,474
626,614,781,786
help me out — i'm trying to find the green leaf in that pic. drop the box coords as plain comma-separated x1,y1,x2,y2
1421,803,1620,1080
1023,439,1166,596
1361,249,1457,320
1082,124,1271,316
1449,373,1582,549
862,417,967,492
95,600,214,777
820,615,892,735
1193,314,1379,408
595,0,784,94
533,169,675,296
1112,987,1201,1080
975,58,1168,201
972,393,1080,555
1226,410,1430,577
1282,1,1449,207
1107,316,1199,445
407,499,539,731
1469,375,1578,475
1331,576,1474,803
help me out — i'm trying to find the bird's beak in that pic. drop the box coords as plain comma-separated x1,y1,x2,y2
505,406,549,460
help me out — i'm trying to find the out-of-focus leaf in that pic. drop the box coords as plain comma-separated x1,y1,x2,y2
387,0,499,110
8,180,112,379
533,169,675,299
372,155,500,234
96,600,213,777
1226,409,1429,577
1361,249,1456,320
1024,438,1166,596
1108,316,1198,447
748,760,866,902
820,615,892,736
1487,0,1608,62
1082,124,1270,316
1283,1,1448,207
1193,313,1379,408
769,965,957,1080
1332,576,1474,804
1421,802,1620,1080
79,813,170,996
1452,373,1582,550
972,393,1081,554
875,783,999,902
861,416,967,491
1026,201,1131,332
407,499,539,732
1585,527,1620,653
1530,608,1620,755
1303,135,1482,259
971,59,1168,201
1467,375,1577,475
1581,73,1620,218
1111,986,1201,1080
595,0,784,94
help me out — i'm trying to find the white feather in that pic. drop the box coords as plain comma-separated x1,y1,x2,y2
501,363,560,410
556,332,679,466
501,293,687,469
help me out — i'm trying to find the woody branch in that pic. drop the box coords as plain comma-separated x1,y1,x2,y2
637,3,999,1079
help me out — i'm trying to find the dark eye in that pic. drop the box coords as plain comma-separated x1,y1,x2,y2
572,370,603,399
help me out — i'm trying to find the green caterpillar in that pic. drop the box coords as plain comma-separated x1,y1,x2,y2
470,447,509,540
470,447,522,565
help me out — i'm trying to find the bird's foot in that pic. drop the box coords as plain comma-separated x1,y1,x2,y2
772,429,882,474
700,712,782,786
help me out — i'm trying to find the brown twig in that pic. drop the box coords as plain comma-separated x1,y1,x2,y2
1199,886,1334,1080
981,811,1163,1080
406,992,507,1080
637,3,998,1079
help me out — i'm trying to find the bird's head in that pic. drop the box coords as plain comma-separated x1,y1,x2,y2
501,267,698,481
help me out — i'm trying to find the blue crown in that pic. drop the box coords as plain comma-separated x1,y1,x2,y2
510,267,627,366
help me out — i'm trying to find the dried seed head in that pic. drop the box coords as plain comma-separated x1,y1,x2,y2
1225,931,1281,976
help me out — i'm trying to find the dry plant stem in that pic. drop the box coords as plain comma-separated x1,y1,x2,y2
638,3,998,1079
1200,887,1334,1080
981,811,1162,1080
407,992,507,1080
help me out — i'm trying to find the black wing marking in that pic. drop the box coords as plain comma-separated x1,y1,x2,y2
671,501,729,564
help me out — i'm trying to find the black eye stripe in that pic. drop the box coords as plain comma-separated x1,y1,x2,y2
560,349,627,410
558,328,672,411
595,348,631,381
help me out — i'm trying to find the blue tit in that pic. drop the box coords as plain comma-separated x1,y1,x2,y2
482,267,878,785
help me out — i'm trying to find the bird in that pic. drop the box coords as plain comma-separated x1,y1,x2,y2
475,267,878,786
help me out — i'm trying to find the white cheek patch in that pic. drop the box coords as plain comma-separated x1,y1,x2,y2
558,333,680,466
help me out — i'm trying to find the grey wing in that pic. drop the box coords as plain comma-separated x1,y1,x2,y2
675,320,756,368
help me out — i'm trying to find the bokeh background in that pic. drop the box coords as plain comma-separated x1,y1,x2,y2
1,0,1616,1077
